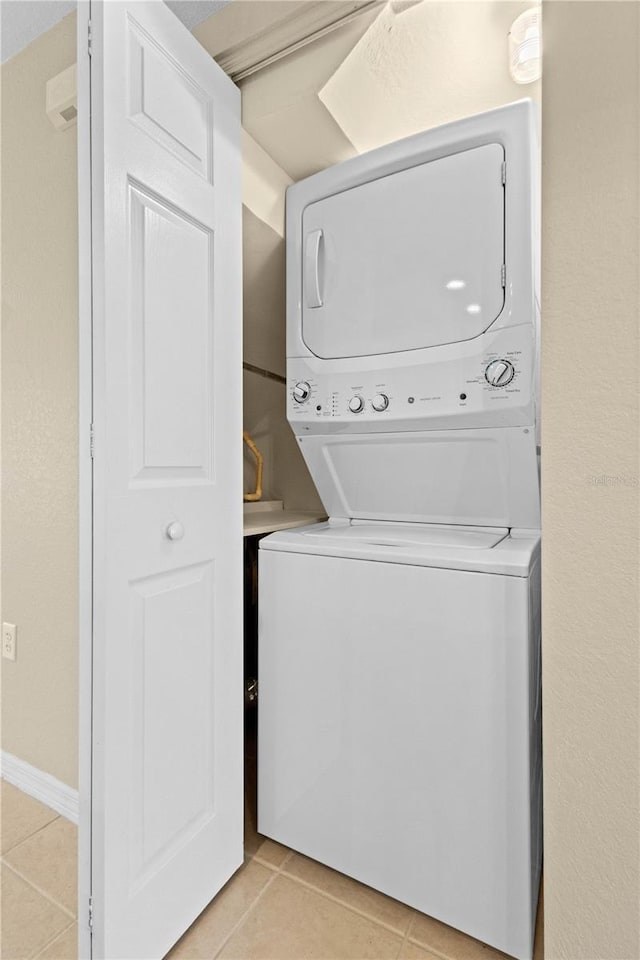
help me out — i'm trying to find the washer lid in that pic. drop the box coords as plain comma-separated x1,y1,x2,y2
303,522,508,550
260,522,541,576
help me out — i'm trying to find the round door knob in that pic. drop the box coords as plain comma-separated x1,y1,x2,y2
485,359,515,387
348,395,364,414
165,521,184,541
293,381,311,403
372,393,389,412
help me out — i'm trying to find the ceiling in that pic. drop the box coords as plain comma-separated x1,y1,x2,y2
226,1,538,181
317,1,541,155
164,0,229,30
0,0,230,64
1,1,75,63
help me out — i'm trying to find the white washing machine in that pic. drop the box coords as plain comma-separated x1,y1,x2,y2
258,101,542,960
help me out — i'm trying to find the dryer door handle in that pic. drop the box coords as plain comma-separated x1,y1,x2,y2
304,229,324,308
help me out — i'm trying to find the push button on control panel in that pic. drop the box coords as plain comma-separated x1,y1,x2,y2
348,395,364,413
485,359,515,387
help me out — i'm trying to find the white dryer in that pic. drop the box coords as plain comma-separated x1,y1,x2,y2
258,101,542,960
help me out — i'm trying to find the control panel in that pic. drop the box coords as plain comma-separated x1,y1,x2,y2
287,327,536,435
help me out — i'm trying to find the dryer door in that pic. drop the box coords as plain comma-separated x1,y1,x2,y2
301,143,505,359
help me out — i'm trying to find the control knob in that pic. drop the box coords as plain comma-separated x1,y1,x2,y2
485,359,515,387
293,381,311,403
348,395,364,414
371,394,389,412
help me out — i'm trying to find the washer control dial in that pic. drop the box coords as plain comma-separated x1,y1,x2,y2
371,393,389,412
485,359,515,387
349,395,364,414
293,381,311,403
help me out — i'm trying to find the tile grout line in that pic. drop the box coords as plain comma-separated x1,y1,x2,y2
255,862,482,960
405,939,452,958
257,864,512,960
2,858,76,921
396,910,415,959
401,911,454,960
30,919,76,960
1,813,61,858
211,851,294,959
404,931,503,960
278,865,413,941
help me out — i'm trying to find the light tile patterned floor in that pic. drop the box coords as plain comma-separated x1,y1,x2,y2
1,782,77,959
169,844,544,960
1,780,543,960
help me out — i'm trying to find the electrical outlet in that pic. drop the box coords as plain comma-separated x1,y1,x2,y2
2,623,17,661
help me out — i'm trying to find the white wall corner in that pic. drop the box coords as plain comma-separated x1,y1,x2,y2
242,128,292,237
1,751,79,824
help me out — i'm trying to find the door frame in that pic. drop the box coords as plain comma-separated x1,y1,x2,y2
77,2,93,955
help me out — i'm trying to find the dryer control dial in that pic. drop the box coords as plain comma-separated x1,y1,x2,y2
349,395,364,414
372,394,389,412
293,381,311,403
485,359,515,387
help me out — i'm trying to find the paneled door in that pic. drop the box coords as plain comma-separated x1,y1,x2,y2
79,2,243,957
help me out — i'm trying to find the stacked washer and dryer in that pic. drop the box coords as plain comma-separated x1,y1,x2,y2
258,101,542,960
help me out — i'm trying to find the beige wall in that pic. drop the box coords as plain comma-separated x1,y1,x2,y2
242,206,324,511
541,3,640,957
1,12,78,789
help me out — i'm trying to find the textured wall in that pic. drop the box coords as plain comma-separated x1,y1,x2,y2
541,3,640,957
1,12,78,789
242,206,324,511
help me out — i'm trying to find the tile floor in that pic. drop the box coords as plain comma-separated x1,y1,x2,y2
168,842,544,960
1,774,543,960
1,781,78,959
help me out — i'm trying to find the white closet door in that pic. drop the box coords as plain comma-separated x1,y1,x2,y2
86,3,242,956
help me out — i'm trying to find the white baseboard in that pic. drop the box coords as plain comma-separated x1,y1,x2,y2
1,751,79,824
